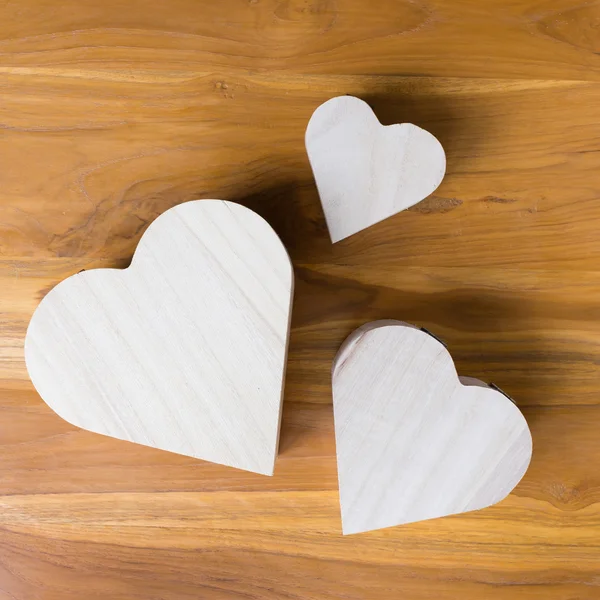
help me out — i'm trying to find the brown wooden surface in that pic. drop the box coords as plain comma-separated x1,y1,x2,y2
1,1,600,598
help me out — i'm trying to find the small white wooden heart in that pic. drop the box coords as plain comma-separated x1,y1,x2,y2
306,96,446,242
25,200,294,475
333,320,532,534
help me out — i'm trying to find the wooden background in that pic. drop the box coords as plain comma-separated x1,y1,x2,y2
1,0,600,598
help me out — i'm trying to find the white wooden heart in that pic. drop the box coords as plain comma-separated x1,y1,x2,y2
25,200,294,475
333,320,532,534
306,96,446,242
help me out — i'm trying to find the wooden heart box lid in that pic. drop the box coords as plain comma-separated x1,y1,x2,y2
333,320,533,534
306,96,446,242
25,200,294,475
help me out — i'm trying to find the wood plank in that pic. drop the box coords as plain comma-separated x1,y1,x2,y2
4,260,600,407
1,389,598,506
0,0,600,80
0,532,597,600
1,74,599,270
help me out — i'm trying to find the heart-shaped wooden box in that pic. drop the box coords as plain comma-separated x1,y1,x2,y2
25,200,294,475
333,320,532,534
306,96,446,242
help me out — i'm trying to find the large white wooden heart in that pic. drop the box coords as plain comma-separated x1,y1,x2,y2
25,200,294,475
333,321,532,534
306,96,446,242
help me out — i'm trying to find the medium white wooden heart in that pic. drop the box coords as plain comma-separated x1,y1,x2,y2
25,200,294,475
333,320,532,534
306,96,446,242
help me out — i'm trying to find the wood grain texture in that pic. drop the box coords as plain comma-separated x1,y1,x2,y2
24,200,293,475
306,96,446,242
1,0,600,598
333,320,531,534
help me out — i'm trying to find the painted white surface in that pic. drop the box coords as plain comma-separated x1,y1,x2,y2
25,200,294,475
306,96,446,242
333,320,532,534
